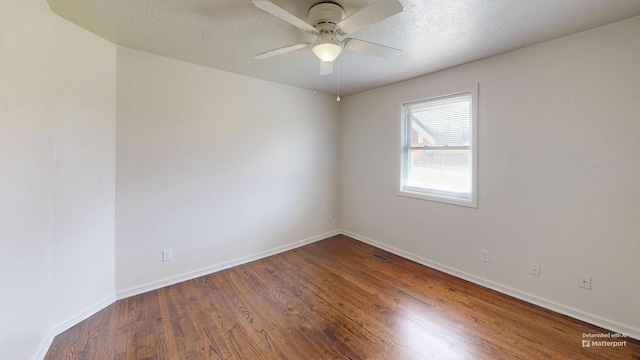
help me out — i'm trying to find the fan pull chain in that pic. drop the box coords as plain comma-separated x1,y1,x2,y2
313,55,317,94
336,58,341,101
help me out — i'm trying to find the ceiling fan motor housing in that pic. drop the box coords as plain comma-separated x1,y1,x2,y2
309,3,345,29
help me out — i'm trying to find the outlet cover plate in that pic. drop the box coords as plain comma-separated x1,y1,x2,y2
480,250,490,263
578,275,592,290
162,249,173,262
529,262,541,276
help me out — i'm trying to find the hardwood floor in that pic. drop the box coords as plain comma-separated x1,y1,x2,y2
45,235,639,359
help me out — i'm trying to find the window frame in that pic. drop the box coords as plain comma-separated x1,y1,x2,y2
397,83,479,208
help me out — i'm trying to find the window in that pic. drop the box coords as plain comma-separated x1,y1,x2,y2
398,84,478,207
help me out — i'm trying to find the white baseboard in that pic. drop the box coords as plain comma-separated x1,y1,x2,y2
33,328,56,360
340,229,640,341
34,294,116,360
116,229,342,300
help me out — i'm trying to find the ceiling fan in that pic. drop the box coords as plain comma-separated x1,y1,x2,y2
252,0,403,74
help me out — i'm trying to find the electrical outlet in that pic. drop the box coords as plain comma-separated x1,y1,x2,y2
529,262,541,276
480,250,490,263
578,275,592,290
162,249,173,262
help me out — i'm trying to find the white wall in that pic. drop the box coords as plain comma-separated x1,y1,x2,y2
115,47,340,296
50,9,116,333
0,1,55,358
0,0,116,359
340,16,640,337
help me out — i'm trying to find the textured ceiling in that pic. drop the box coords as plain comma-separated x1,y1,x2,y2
47,0,640,96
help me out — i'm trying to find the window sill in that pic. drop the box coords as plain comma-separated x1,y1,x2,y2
397,189,477,208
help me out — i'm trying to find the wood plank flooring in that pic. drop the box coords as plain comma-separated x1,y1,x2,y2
45,235,640,359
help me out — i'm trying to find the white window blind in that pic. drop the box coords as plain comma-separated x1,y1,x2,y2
399,85,477,207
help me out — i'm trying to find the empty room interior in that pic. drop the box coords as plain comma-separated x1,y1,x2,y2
2,0,640,359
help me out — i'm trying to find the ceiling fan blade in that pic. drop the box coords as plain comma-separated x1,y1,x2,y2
319,61,333,75
253,43,311,60
344,38,401,60
337,0,403,34
252,0,317,33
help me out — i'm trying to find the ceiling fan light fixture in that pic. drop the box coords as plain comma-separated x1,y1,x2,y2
312,42,342,62
312,31,342,62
